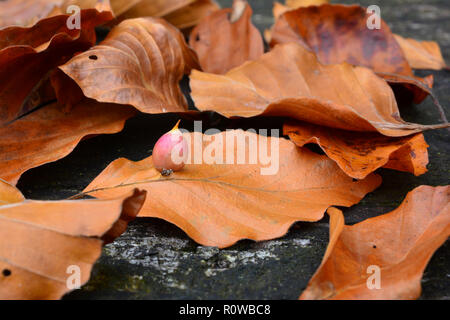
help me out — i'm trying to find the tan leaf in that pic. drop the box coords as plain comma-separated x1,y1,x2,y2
189,0,264,74
284,121,429,179
300,185,450,300
81,130,381,248
0,100,136,185
0,188,146,299
59,17,200,114
0,179,25,205
190,43,449,137
394,34,448,70
116,0,220,29
285,0,329,9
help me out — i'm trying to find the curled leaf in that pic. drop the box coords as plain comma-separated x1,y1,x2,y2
0,188,146,300
0,9,113,125
0,100,136,185
394,34,448,70
82,130,381,248
300,185,449,300
269,4,433,103
189,0,263,74
284,121,429,179
0,179,25,205
59,17,200,114
190,42,449,137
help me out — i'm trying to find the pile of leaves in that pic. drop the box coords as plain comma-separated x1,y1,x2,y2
0,0,449,300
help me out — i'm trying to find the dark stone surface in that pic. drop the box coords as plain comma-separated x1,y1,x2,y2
15,0,449,299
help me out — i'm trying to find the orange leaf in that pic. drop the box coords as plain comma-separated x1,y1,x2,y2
0,179,25,205
190,43,449,137
269,4,433,103
285,0,329,8
117,0,220,30
59,17,200,114
300,185,450,300
284,121,429,179
82,130,381,248
0,9,113,125
189,0,264,74
0,100,136,185
394,34,448,70
0,188,146,300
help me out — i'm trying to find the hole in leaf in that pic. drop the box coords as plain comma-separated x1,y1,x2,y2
89,55,98,60
373,245,377,249
2,269,11,277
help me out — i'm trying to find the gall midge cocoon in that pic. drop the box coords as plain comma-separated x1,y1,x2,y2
152,120,188,173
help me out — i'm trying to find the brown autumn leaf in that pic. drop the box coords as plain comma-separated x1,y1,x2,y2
284,121,429,179
0,99,136,185
269,4,434,103
0,188,146,300
59,17,200,114
0,179,25,205
0,0,63,28
161,0,220,30
189,0,264,74
80,130,381,248
285,0,328,9
394,34,448,71
116,0,220,30
0,9,113,125
190,42,449,137
300,185,450,300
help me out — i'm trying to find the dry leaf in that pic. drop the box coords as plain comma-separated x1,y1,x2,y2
269,4,434,103
116,0,220,29
82,130,381,248
285,0,328,9
0,100,136,185
190,42,448,137
394,34,448,70
300,185,449,300
189,0,264,74
284,121,429,179
59,17,200,114
0,179,25,205
0,188,146,299
0,0,63,28
0,9,113,125
162,0,220,30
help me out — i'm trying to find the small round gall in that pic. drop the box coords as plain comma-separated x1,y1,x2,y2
152,120,188,174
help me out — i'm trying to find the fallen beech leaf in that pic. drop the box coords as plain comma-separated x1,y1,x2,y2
269,4,433,103
189,0,264,74
0,9,113,125
285,0,328,9
0,189,146,300
0,0,63,28
116,0,220,30
0,100,136,185
0,179,24,205
0,0,113,28
59,17,200,114
394,34,448,70
300,185,450,300
81,130,381,248
284,121,429,179
190,43,449,137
